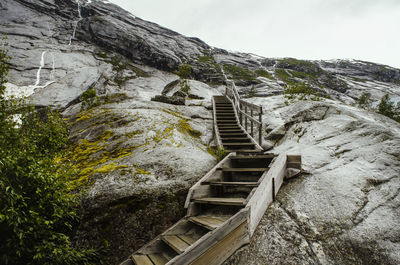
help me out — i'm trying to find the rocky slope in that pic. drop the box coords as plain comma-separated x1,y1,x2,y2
1,0,399,264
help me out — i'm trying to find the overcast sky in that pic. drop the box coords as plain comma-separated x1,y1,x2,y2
109,0,400,68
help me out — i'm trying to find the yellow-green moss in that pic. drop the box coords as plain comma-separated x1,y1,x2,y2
95,163,128,174
176,119,202,138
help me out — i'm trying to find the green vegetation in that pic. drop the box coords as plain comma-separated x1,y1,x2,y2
180,80,191,94
223,64,259,83
277,58,316,68
216,147,228,161
284,82,326,104
174,64,191,79
197,55,221,70
377,94,400,122
255,69,273,80
248,85,257,98
198,56,214,64
358,92,372,109
0,40,99,264
275,68,295,85
81,89,101,110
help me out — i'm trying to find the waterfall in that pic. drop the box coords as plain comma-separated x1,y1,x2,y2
34,51,46,86
69,0,82,45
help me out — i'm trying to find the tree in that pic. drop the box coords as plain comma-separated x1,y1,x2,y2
0,39,99,264
358,92,372,109
174,63,191,79
377,94,400,122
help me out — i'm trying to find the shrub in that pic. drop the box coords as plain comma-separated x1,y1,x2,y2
174,64,191,79
248,85,256,98
377,94,400,122
81,89,100,110
0,39,100,265
180,80,190,94
358,92,372,109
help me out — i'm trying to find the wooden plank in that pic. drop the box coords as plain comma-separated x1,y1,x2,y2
162,235,190,254
184,153,235,208
148,254,168,265
170,208,249,265
120,259,134,265
189,215,229,230
246,153,287,236
217,167,268,172
204,181,259,187
131,255,153,265
190,221,248,265
231,154,275,160
193,197,246,206
222,143,255,146
178,234,198,245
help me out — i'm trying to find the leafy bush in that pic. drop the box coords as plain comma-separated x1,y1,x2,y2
0,39,99,265
81,89,100,110
174,64,191,79
358,92,372,109
180,80,190,94
248,85,257,98
216,147,228,161
377,94,400,122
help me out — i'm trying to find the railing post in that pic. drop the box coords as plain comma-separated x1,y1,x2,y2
259,106,263,146
245,105,248,131
239,102,243,125
250,108,254,137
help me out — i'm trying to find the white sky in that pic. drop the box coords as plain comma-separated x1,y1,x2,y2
108,0,400,69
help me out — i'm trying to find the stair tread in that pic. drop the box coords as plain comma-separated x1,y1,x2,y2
226,149,260,152
193,197,246,206
232,154,274,159
204,181,259,187
132,255,153,265
223,143,255,146
177,234,198,245
162,235,190,254
189,215,230,230
148,254,168,265
217,167,268,172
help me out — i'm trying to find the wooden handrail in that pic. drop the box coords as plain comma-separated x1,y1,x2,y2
224,77,263,146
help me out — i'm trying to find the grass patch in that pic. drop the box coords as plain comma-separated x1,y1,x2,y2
223,64,259,83
255,69,273,80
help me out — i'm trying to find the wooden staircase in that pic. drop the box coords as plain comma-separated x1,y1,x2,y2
212,94,264,153
120,80,301,265
121,151,301,265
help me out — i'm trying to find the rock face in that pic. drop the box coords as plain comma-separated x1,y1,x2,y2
225,96,400,265
1,0,400,264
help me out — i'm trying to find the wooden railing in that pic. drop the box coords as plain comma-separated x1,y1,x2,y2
225,80,263,146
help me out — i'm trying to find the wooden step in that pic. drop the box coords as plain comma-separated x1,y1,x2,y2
217,167,268,172
162,235,190,254
202,181,259,187
222,143,255,146
177,234,198,245
217,121,238,124
226,149,260,153
219,133,247,137
192,197,246,206
148,254,168,265
189,215,229,230
221,138,251,141
231,154,275,160
132,255,153,265
216,113,235,116
218,125,239,128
